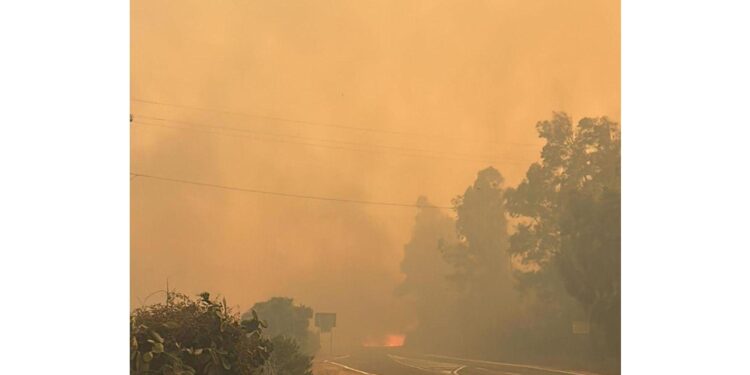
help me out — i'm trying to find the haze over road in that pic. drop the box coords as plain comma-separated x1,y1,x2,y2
320,348,596,375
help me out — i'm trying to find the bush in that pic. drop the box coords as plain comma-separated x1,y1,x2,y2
130,292,272,375
258,336,313,375
244,297,320,355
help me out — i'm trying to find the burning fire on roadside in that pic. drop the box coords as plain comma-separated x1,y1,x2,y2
361,334,406,348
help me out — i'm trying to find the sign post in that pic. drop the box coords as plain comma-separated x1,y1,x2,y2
315,313,337,356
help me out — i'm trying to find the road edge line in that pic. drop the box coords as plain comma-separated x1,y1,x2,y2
323,359,378,375
425,354,594,375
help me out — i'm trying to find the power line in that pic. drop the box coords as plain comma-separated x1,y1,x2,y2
132,97,420,136
133,119,392,156
136,114,507,159
131,97,540,147
132,120,531,166
130,172,453,209
132,119,528,165
132,114,530,164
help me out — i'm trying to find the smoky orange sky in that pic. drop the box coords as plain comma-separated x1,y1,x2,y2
131,0,619,349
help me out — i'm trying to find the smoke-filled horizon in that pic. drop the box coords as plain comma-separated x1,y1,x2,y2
131,0,619,351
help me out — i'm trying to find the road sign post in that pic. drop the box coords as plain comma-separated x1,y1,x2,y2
315,312,337,356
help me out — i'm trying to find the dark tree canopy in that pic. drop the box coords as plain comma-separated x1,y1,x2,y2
397,196,457,298
244,297,320,355
395,196,462,351
438,167,519,355
442,167,511,291
506,113,621,354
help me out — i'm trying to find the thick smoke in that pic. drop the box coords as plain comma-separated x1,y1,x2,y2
131,0,619,354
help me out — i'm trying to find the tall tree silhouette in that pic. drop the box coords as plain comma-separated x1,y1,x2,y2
506,113,620,355
396,196,460,351
441,167,517,355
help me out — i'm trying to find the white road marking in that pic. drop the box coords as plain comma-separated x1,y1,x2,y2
425,354,595,375
451,365,467,374
323,360,378,375
389,354,465,374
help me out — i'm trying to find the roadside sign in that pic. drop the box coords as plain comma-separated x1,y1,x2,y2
315,312,337,333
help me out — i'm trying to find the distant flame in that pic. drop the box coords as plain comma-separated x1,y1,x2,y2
362,334,405,347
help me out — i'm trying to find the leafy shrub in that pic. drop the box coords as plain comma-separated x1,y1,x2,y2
243,297,320,355
257,336,313,375
131,292,272,375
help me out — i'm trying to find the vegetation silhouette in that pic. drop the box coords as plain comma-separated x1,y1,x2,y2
396,113,621,372
130,292,271,375
244,297,320,355
131,113,620,374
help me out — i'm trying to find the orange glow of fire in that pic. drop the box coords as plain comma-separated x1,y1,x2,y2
361,334,406,348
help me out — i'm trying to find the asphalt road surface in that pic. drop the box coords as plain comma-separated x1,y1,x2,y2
320,348,597,375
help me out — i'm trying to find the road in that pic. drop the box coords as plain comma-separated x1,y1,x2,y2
318,348,597,375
